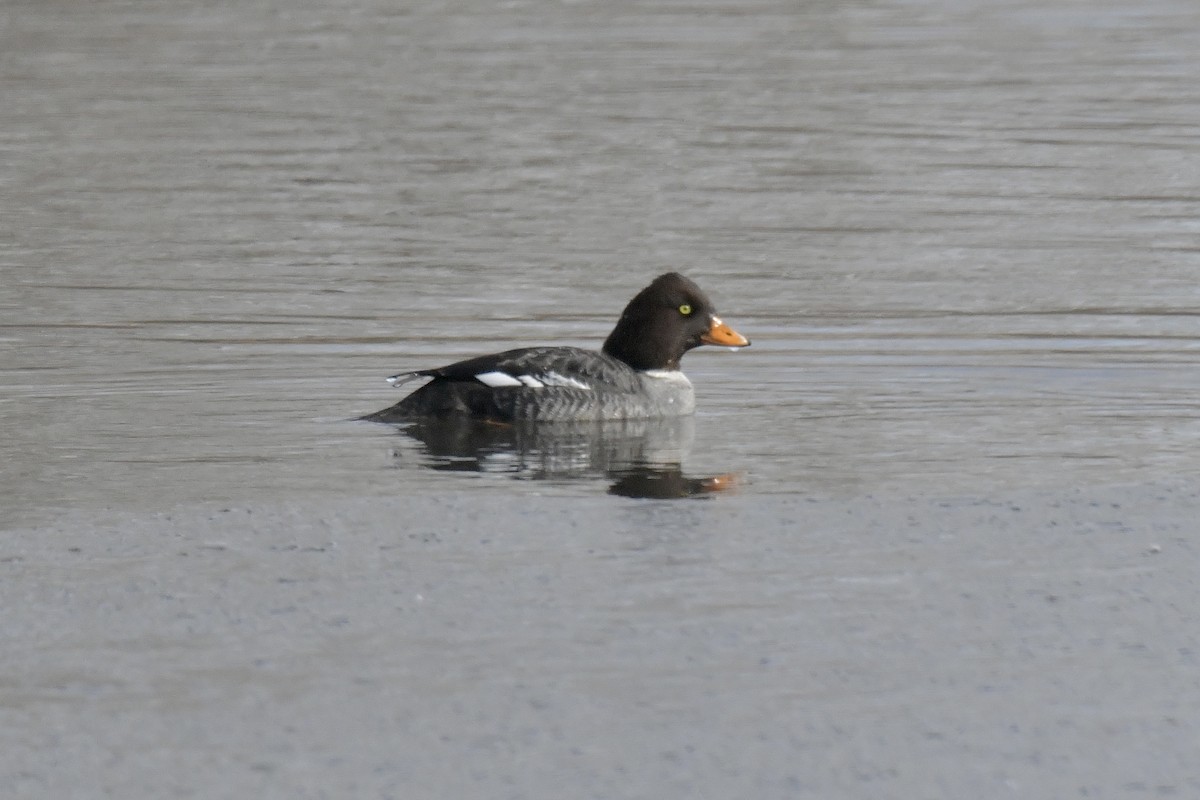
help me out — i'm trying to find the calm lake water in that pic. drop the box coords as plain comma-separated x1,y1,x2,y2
4,0,1200,520
6,4,1200,797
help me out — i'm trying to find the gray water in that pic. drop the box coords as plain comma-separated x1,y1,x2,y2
5,0,1200,523
4,4,1200,797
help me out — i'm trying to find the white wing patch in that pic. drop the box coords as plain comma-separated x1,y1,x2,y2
474,370,591,390
537,371,591,390
475,371,524,388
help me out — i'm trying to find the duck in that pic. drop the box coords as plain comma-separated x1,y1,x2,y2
362,272,750,423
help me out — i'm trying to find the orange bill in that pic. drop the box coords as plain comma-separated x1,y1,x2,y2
700,316,750,347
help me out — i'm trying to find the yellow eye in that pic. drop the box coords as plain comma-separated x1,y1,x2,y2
679,304,692,315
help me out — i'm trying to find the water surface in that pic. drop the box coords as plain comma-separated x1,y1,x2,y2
5,3,1200,798
4,1,1200,519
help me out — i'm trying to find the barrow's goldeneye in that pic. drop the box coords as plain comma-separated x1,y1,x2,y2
362,272,750,423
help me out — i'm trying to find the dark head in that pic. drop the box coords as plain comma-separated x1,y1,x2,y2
602,272,750,371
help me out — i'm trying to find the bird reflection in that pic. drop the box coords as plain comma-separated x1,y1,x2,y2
375,415,737,499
